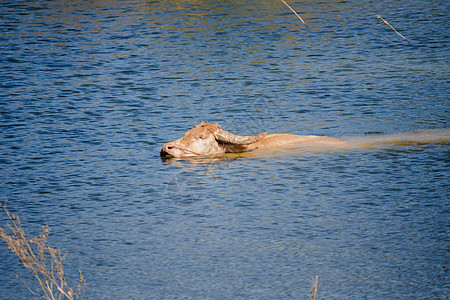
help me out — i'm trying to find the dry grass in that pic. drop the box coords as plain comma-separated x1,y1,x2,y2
0,200,85,300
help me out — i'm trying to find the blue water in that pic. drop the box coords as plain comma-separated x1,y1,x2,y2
1,0,449,299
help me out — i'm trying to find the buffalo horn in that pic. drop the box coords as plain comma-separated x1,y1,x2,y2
215,129,267,145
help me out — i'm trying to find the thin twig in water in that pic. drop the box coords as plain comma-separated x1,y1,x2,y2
280,0,308,28
377,15,411,44
309,275,318,300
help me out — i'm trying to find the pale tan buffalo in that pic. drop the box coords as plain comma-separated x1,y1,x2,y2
160,121,348,158
160,122,450,158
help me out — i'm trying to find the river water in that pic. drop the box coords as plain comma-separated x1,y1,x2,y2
1,0,449,299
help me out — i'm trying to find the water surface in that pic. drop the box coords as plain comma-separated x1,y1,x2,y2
1,0,449,299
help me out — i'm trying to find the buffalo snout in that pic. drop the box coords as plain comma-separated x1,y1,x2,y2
160,143,175,157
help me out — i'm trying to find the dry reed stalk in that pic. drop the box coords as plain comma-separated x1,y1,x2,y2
377,15,411,44
0,199,86,300
309,275,318,300
280,0,308,28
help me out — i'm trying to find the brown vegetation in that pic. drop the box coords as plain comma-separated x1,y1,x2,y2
0,200,85,300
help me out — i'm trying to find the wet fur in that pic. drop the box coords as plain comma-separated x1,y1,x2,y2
161,122,450,158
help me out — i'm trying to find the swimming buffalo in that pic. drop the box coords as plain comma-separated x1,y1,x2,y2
160,121,347,158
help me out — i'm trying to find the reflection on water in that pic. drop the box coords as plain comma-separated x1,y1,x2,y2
1,0,449,299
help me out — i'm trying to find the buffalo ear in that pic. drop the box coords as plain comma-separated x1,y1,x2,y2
215,129,267,145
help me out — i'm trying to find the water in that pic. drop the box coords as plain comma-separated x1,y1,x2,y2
1,0,449,299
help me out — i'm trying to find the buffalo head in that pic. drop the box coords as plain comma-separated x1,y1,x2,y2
160,121,267,158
